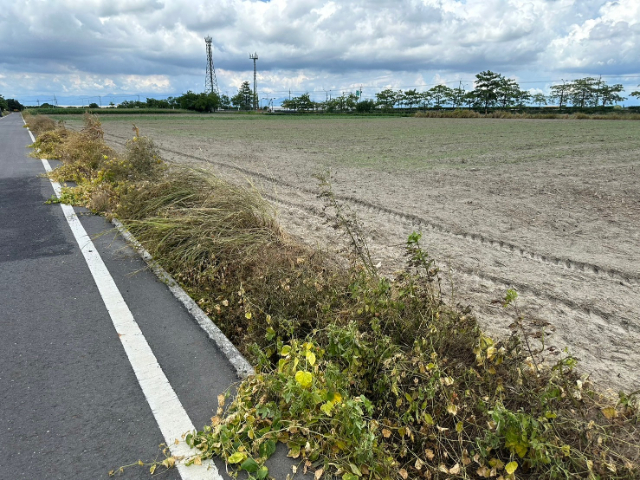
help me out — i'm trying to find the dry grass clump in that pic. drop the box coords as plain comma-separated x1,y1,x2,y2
415,110,482,118
116,170,345,346
23,111,58,136
415,110,640,121
26,112,640,480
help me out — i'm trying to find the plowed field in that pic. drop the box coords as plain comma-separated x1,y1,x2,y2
59,113,640,393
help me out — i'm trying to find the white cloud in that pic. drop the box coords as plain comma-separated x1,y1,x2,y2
544,0,640,73
0,0,638,102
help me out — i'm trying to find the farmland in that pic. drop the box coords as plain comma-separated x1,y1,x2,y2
57,113,640,392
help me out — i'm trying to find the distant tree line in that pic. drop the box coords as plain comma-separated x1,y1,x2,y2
107,84,260,112
0,94,24,113
281,73,640,113
8,74,640,115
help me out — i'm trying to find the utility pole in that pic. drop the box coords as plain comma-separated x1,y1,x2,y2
249,52,258,110
204,36,220,96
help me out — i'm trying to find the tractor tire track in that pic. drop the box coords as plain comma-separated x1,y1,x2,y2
106,132,639,288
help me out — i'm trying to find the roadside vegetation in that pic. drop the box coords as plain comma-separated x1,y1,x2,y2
25,111,640,479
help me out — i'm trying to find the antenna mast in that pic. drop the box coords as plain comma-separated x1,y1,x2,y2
249,52,258,110
204,36,220,96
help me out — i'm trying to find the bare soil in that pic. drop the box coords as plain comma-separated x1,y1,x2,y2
61,114,640,393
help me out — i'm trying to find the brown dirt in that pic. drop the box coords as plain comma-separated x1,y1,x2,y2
62,114,640,394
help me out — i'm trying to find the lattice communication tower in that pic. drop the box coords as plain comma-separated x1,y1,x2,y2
205,36,220,96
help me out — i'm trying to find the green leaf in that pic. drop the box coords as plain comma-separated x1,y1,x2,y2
227,452,247,464
343,474,359,480
505,461,518,474
240,458,259,473
265,327,276,341
280,345,291,356
256,466,269,480
259,439,277,459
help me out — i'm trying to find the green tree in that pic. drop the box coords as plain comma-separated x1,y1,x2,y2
355,99,376,113
88,102,100,109
549,82,570,108
0,95,10,113
514,89,532,108
631,85,640,100
473,70,502,113
400,89,420,109
146,97,171,108
569,78,598,108
6,98,24,111
231,82,253,110
375,88,397,110
220,94,231,109
450,83,466,108
345,92,359,110
428,85,453,107
532,93,547,106
282,93,314,112
463,91,481,109
117,100,145,108
599,83,626,106
419,91,433,109
496,77,519,108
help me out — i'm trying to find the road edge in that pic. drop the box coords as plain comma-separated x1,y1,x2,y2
111,219,255,379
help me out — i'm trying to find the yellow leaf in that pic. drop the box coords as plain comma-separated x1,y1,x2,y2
315,468,324,479
149,465,156,474
245,312,252,319
295,370,313,388
306,351,316,366
438,464,449,473
447,404,458,416
320,402,334,416
281,345,292,356
505,461,518,475
193,456,201,466
228,452,246,464
415,458,424,470
456,421,464,433
486,346,497,360
425,449,435,461
218,394,225,408
449,463,460,474
382,428,392,438
601,407,617,420
399,468,408,479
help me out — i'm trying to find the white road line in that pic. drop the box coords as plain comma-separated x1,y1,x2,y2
26,124,220,480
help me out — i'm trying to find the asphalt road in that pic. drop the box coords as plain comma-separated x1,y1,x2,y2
0,114,268,478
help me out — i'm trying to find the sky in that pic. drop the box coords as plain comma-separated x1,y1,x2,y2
1,0,639,106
